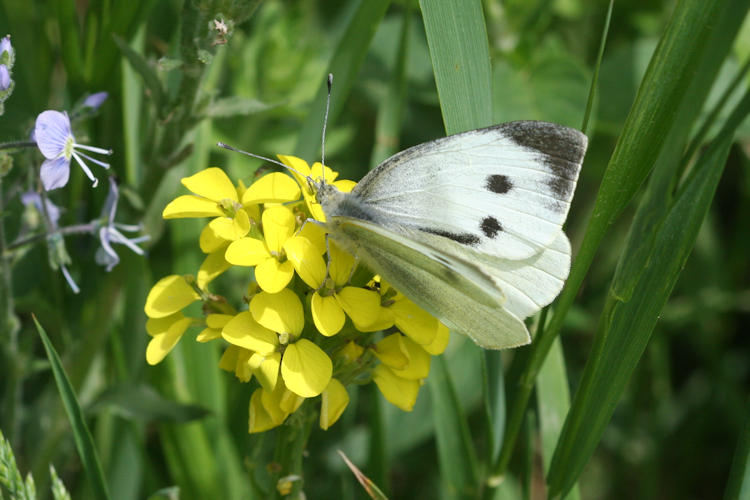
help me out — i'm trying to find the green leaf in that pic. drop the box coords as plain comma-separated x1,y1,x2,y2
535,338,580,500
725,398,750,500
547,88,750,497
294,0,392,160
420,0,493,133
427,356,480,499
90,385,211,422
114,33,165,114
202,96,280,119
33,316,111,500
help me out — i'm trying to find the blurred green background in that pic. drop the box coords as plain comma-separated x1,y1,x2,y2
1,0,749,499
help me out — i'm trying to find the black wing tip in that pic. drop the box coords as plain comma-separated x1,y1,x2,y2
495,121,587,163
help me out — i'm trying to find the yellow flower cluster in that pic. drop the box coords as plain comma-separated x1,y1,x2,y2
144,157,449,433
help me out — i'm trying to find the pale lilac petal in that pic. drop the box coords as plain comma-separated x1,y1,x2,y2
60,264,80,294
0,35,11,57
0,65,9,91
83,92,108,109
40,157,71,191
35,110,72,159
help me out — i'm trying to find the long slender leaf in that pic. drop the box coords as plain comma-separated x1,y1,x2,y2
725,398,750,500
113,33,165,114
33,316,111,500
419,0,493,133
496,0,729,476
294,0,392,160
547,88,750,497
427,356,480,499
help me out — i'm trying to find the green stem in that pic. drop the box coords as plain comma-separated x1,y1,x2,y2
271,401,316,499
0,141,37,151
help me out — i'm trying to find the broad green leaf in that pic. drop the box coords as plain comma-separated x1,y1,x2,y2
420,0,493,133
547,89,750,497
33,316,111,500
294,0,392,160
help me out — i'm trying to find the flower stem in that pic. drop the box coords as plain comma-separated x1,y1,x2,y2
271,401,316,499
0,140,36,151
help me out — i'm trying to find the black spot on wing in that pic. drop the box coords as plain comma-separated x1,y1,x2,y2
422,228,480,246
486,174,513,194
499,121,587,181
481,217,502,238
547,176,576,200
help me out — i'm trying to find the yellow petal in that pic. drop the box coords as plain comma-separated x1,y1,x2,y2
335,341,365,364
320,379,349,430
145,315,192,365
196,327,221,342
144,275,200,318
249,388,282,433
373,364,420,411
333,179,356,193
222,311,278,355
298,222,327,254
225,237,269,266
181,167,238,202
262,205,296,254
309,162,339,182
260,384,289,424
356,306,395,333
422,322,450,356
163,195,223,219
250,351,281,392
391,336,431,380
278,386,305,414
284,236,326,289
199,224,229,253
207,313,233,328
336,287,381,330
281,339,332,398
197,250,231,289
219,345,241,372
311,292,345,337
250,289,304,336
235,349,254,382
390,299,439,346
372,333,409,369
243,172,301,204
255,258,294,293
277,155,312,178
208,209,250,241
328,241,355,286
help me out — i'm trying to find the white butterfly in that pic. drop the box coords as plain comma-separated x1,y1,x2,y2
313,121,587,349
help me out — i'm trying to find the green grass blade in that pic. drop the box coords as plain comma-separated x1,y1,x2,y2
725,398,750,500
427,356,480,499
581,0,614,134
496,0,729,476
535,337,579,500
547,88,750,497
113,33,165,115
54,0,84,85
294,0,392,160
419,0,493,133
32,316,112,500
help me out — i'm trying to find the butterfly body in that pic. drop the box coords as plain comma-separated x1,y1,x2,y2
316,121,587,349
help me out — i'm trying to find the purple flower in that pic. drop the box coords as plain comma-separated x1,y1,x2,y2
0,65,9,91
34,110,112,191
95,177,148,271
83,92,108,110
0,35,11,59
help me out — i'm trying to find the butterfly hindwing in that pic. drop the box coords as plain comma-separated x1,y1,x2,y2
329,216,532,349
351,121,587,260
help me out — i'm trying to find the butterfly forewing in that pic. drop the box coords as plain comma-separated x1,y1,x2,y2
351,121,587,260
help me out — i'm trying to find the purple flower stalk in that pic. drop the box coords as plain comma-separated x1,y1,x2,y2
34,110,112,190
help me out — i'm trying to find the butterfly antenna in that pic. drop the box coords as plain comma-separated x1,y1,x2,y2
217,142,307,179
321,73,333,184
